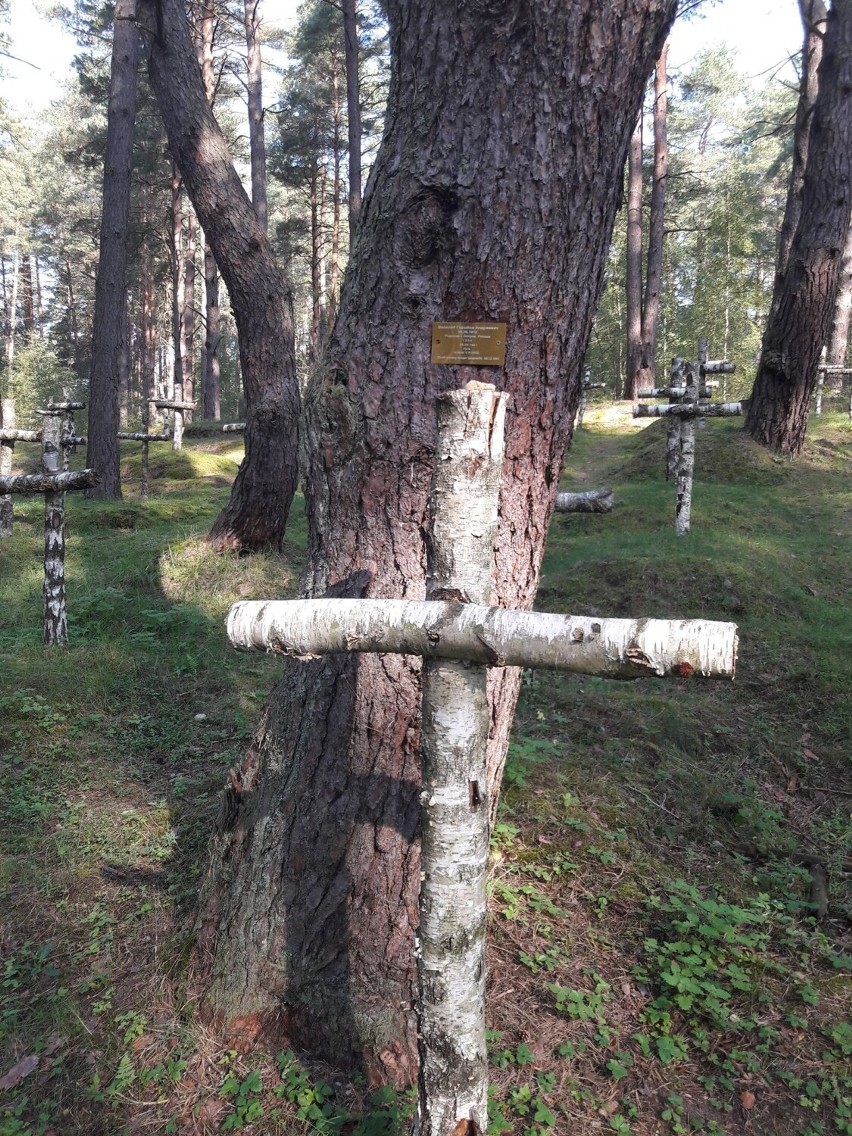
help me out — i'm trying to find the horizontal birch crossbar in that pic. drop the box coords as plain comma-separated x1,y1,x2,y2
227,599,738,680
634,402,742,418
118,431,172,442
702,361,736,374
0,429,41,443
0,469,99,495
637,387,713,399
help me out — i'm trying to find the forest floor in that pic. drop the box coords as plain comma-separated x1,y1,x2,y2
0,403,849,1136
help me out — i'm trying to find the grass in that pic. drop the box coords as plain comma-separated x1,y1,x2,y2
0,411,849,1135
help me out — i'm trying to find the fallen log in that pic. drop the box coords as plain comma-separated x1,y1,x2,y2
555,487,613,513
0,469,100,494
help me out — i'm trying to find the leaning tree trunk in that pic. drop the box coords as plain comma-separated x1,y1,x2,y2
137,0,299,551
87,0,139,500
193,0,677,1082
746,0,852,455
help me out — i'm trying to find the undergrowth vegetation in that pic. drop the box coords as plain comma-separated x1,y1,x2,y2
0,411,849,1134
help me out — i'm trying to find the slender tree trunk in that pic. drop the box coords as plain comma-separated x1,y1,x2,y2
183,203,198,422
65,256,81,375
625,113,643,398
142,245,157,415
170,169,186,445
138,0,299,550
330,70,342,322
746,0,852,455
638,41,668,391
21,253,35,338
827,213,852,368
243,0,268,232
87,0,139,499
5,238,19,370
341,0,361,245
196,0,222,420
310,164,322,363
34,255,43,339
193,0,676,1079
118,299,131,427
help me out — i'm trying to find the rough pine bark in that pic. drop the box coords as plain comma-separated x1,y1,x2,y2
773,0,828,299
87,0,139,499
194,0,677,1080
746,0,852,455
137,0,299,550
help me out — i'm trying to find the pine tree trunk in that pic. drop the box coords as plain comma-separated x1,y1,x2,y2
170,170,186,448
138,0,299,550
746,0,852,455
625,114,643,398
827,215,852,368
773,0,828,297
193,0,676,1079
341,0,361,244
87,0,139,500
182,202,198,422
196,0,222,421
243,0,268,232
638,42,668,391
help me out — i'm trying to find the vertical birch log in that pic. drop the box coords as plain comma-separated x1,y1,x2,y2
141,393,151,498
576,364,591,429
41,414,67,645
0,398,14,537
665,357,686,481
675,362,698,536
416,384,507,1136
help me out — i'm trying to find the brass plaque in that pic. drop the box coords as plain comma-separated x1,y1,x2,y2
431,322,507,367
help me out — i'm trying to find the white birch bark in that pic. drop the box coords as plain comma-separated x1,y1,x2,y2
227,599,738,680
674,363,700,537
222,423,246,433
117,432,172,442
0,429,40,443
666,357,686,481
576,364,591,429
554,488,613,514
0,397,14,537
0,471,99,495
41,415,67,645
416,385,506,1136
637,386,713,399
634,402,742,418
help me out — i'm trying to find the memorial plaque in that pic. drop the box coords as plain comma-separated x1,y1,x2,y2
431,322,507,367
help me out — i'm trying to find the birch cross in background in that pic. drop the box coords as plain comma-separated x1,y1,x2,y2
0,409,98,644
635,341,738,534
227,384,738,1136
575,364,607,430
154,397,196,451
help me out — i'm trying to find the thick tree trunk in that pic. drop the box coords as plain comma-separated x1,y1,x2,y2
87,0,139,500
625,113,644,398
194,0,677,1079
341,0,361,244
746,0,852,455
638,41,668,391
773,0,828,299
243,0,268,232
137,0,299,551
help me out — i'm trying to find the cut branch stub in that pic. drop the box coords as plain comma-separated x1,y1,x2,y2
227,599,738,680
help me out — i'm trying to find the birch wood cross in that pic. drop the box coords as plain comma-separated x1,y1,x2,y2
634,343,739,535
226,386,738,1136
576,364,607,429
154,398,196,451
0,410,98,644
